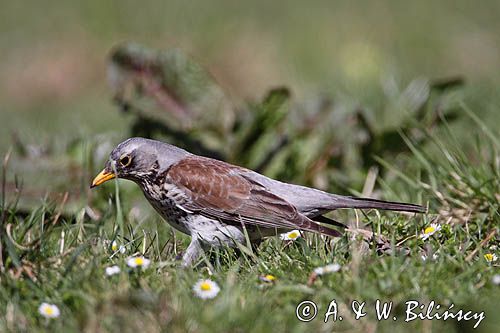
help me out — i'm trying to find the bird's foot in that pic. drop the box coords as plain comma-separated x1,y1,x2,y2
181,238,205,268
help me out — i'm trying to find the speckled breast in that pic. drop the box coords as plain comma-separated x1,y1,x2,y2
139,179,192,235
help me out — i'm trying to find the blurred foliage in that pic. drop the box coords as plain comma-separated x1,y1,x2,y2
1,0,499,215
109,42,234,134
109,42,464,191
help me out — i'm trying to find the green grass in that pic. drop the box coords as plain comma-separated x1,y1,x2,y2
0,110,498,332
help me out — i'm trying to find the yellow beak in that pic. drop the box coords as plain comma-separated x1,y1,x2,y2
90,169,116,188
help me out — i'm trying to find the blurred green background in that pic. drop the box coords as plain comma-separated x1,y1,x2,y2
1,0,499,209
2,0,500,145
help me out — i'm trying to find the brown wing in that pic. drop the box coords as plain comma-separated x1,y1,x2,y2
165,156,341,237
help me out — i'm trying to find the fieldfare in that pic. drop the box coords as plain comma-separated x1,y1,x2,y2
91,137,425,266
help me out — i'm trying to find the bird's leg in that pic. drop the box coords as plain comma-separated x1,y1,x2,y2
181,238,205,267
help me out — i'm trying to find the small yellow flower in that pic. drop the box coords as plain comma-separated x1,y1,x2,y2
193,279,220,299
260,274,277,282
111,240,126,254
420,223,441,240
38,303,60,319
484,253,498,263
126,256,151,268
280,230,301,241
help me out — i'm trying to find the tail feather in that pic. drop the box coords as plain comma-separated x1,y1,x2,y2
311,224,343,237
332,196,426,213
313,215,347,228
292,195,425,238
297,214,343,237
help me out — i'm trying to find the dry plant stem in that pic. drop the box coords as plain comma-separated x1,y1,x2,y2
396,235,417,247
6,224,30,251
51,192,69,226
1,148,13,272
362,166,379,197
6,191,70,253
465,229,497,262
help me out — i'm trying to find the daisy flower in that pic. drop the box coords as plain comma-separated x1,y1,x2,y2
280,230,301,241
193,279,220,299
484,253,498,263
112,240,126,254
126,256,151,269
492,274,500,285
38,303,60,319
105,265,121,276
419,223,441,240
259,274,277,282
314,263,341,275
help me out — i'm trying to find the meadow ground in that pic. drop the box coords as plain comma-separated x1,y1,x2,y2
2,109,499,332
1,1,499,332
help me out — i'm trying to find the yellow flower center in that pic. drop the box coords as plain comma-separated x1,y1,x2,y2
265,275,276,281
424,226,435,234
484,253,494,262
44,307,54,315
288,232,299,239
112,244,118,251
134,257,144,266
200,282,212,291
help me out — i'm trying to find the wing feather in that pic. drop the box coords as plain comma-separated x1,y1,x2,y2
165,156,341,237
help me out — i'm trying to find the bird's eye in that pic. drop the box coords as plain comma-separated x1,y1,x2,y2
119,154,132,167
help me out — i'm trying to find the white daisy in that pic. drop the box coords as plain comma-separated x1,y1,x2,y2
38,303,60,319
492,274,500,285
314,263,341,275
420,223,441,240
259,274,277,282
126,256,151,269
484,253,498,263
193,279,220,299
280,230,301,241
105,265,121,276
112,240,126,254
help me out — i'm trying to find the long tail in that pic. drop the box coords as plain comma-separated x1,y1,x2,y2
300,196,425,237
331,195,426,213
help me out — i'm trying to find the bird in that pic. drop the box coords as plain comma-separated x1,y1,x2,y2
91,137,426,266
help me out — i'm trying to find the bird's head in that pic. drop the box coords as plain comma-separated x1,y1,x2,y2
91,137,185,188
91,138,160,187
